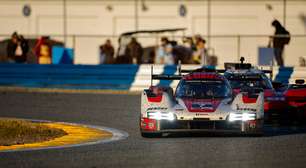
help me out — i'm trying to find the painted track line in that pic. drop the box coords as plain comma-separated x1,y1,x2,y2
0,119,129,153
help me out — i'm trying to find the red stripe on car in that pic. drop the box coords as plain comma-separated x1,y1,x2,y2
242,95,257,103
147,95,163,103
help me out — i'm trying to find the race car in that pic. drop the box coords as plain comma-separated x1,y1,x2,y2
140,68,264,137
283,79,306,122
223,58,287,120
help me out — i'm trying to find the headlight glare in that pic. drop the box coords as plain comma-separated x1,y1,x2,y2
147,112,176,121
229,113,256,122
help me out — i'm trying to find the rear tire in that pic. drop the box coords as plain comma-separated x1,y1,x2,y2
244,129,264,137
251,131,264,137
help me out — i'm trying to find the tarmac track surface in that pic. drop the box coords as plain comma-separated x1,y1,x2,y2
0,91,306,168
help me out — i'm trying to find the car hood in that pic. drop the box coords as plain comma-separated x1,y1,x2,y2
181,98,222,112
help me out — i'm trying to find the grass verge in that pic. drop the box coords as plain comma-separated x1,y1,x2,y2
0,119,67,146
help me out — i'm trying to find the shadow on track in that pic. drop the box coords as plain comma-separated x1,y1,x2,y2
263,122,306,137
144,123,306,138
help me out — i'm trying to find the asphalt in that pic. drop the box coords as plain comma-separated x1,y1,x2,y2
1,91,306,168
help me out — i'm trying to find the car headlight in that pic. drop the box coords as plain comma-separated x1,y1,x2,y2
147,112,176,121
228,113,256,122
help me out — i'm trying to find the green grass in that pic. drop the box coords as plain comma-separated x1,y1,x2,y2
0,119,67,146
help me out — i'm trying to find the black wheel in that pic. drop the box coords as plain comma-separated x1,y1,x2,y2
251,131,264,137
244,130,264,137
295,108,306,125
141,132,162,138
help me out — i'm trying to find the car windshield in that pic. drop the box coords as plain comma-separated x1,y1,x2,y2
175,80,232,99
228,77,273,89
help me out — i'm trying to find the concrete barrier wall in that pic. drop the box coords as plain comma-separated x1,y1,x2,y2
0,64,139,90
0,64,305,91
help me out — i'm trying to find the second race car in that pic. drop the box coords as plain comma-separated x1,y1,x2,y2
283,79,306,122
223,58,287,120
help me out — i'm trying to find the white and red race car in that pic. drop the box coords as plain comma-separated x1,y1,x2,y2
140,68,265,137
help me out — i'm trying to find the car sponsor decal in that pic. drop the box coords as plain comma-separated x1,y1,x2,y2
183,99,221,112
146,107,168,111
236,104,257,112
191,102,214,110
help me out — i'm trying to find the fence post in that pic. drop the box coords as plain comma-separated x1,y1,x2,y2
207,0,211,49
72,35,76,50
63,0,67,47
237,35,241,62
72,35,76,64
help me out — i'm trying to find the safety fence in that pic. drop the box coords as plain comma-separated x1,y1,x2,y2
0,64,305,91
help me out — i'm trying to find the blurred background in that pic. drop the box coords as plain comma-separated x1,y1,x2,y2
0,0,305,66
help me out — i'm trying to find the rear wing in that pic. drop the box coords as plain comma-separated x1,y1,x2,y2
224,57,273,79
150,57,274,86
224,63,272,73
150,62,224,86
152,74,182,80
224,63,251,70
150,65,182,86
